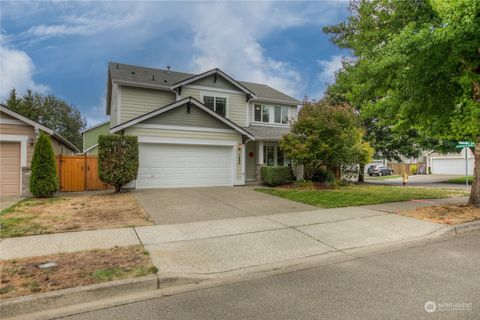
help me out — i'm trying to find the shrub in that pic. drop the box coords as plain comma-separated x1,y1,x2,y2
98,135,139,192
312,168,335,183
409,164,417,175
30,131,59,197
260,166,294,186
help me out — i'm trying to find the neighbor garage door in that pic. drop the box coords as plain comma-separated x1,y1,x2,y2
431,158,474,175
0,142,21,195
137,143,234,188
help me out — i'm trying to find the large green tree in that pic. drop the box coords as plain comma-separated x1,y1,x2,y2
324,0,480,206
280,101,373,180
5,89,86,149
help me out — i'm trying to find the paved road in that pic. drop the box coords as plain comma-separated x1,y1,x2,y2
366,174,472,190
63,231,480,320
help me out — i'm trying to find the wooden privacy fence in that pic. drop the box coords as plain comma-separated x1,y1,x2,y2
387,163,427,175
56,155,111,192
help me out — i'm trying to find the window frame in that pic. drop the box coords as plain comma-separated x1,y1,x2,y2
253,104,290,125
200,92,229,118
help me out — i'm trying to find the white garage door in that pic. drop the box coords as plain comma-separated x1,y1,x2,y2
137,143,234,188
431,158,474,175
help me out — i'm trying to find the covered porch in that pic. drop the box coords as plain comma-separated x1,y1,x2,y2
243,125,301,182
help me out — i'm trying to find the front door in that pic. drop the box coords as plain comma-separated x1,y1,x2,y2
245,141,257,181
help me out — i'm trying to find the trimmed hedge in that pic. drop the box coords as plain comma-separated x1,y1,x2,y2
98,134,139,192
260,166,294,187
30,131,59,197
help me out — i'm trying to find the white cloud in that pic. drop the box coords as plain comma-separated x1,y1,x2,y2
309,55,344,100
317,55,343,85
83,95,108,127
188,2,304,97
0,46,49,99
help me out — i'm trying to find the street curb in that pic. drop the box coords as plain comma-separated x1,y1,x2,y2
452,220,480,235
0,274,158,318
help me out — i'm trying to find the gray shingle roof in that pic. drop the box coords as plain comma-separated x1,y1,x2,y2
108,62,300,105
243,124,291,141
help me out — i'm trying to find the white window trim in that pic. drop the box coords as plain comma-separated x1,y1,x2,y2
0,134,28,167
200,92,230,118
252,104,291,126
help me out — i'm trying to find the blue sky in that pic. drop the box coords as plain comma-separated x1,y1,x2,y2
1,1,349,125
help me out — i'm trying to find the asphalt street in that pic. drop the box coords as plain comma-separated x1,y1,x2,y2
61,231,480,320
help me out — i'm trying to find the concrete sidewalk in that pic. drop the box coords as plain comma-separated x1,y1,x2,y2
0,198,466,277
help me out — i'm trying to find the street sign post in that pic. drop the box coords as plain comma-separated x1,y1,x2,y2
455,141,474,189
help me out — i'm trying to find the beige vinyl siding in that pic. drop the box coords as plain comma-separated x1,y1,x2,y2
126,127,241,142
180,87,247,127
190,75,241,91
121,86,176,123
143,104,231,129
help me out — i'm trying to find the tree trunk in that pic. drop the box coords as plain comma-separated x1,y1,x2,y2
358,163,365,183
467,137,480,207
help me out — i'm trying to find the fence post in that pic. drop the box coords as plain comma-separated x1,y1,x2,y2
58,154,62,191
84,154,88,191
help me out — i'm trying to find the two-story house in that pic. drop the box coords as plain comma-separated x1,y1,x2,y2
83,62,301,188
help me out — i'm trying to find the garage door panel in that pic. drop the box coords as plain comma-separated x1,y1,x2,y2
137,143,234,188
431,158,474,175
0,142,21,195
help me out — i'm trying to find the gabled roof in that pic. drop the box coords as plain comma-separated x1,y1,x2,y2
106,62,301,113
0,104,80,152
110,97,255,140
171,68,257,97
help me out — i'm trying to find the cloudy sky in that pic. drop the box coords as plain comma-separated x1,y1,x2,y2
1,1,349,125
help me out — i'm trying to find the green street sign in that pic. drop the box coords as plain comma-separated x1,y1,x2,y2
456,142,475,148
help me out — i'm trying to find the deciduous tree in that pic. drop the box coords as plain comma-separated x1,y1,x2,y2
324,0,480,205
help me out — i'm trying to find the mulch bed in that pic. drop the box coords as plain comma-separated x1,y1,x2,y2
400,204,480,225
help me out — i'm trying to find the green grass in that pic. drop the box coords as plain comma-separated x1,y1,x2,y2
365,175,401,180
445,176,473,184
255,185,467,208
90,266,158,282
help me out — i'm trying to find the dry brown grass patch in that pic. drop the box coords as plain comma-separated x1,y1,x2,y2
0,193,154,237
401,205,480,225
0,245,157,299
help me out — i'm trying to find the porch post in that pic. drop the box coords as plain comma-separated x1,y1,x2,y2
258,141,264,164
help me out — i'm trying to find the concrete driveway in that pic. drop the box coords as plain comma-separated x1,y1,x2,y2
133,187,316,225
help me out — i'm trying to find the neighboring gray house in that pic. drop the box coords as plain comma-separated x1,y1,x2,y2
86,62,301,188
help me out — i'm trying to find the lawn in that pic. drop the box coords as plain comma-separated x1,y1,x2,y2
0,245,157,299
365,175,401,180
445,176,473,184
256,185,467,208
0,193,153,238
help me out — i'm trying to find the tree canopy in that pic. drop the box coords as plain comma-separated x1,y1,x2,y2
323,0,480,205
280,101,373,180
5,89,86,149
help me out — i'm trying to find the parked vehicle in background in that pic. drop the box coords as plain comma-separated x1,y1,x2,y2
367,165,394,176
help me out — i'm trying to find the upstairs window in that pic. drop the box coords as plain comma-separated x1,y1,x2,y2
203,96,227,117
255,104,289,124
